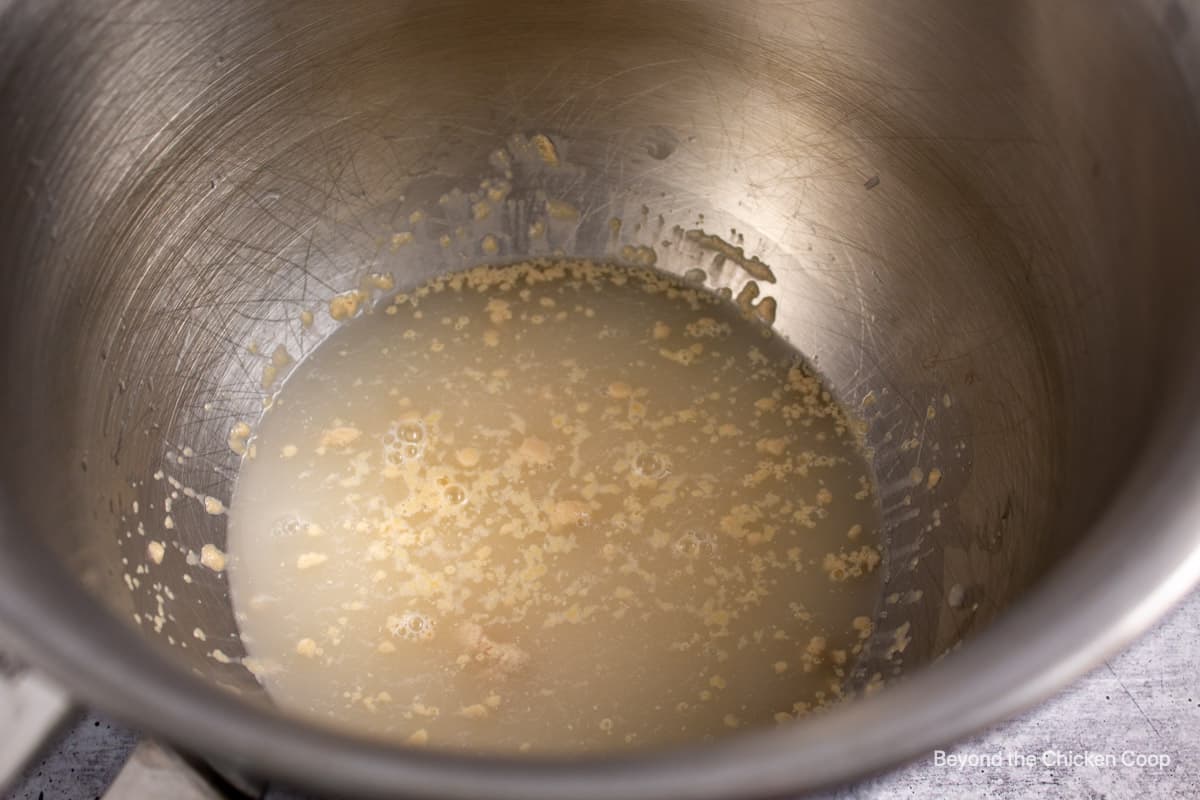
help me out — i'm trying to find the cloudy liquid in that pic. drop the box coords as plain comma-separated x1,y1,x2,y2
227,260,883,753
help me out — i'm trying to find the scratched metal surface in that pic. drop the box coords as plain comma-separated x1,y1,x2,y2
2,1,1200,796
4,589,1196,800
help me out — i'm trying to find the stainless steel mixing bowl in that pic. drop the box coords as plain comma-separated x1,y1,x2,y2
3,1,1200,797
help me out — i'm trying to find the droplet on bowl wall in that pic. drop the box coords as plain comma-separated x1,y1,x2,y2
530,133,559,166
200,544,226,572
683,229,777,283
270,345,292,368
228,421,251,455
329,290,367,321
885,622,912,659
546,200,579,221
735,281,777,325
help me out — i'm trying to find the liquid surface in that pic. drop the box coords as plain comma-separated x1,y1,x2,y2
227,260,883,753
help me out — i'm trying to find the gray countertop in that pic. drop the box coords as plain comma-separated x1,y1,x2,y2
6,591,1198,800
832,590,1199,800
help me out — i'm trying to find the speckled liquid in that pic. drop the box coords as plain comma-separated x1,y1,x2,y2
226,260,883,754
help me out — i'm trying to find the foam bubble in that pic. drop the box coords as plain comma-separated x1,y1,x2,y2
386,611,435,642
398,421,426,443
672,530,717,559
383,419,427,467
632,450,671,480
